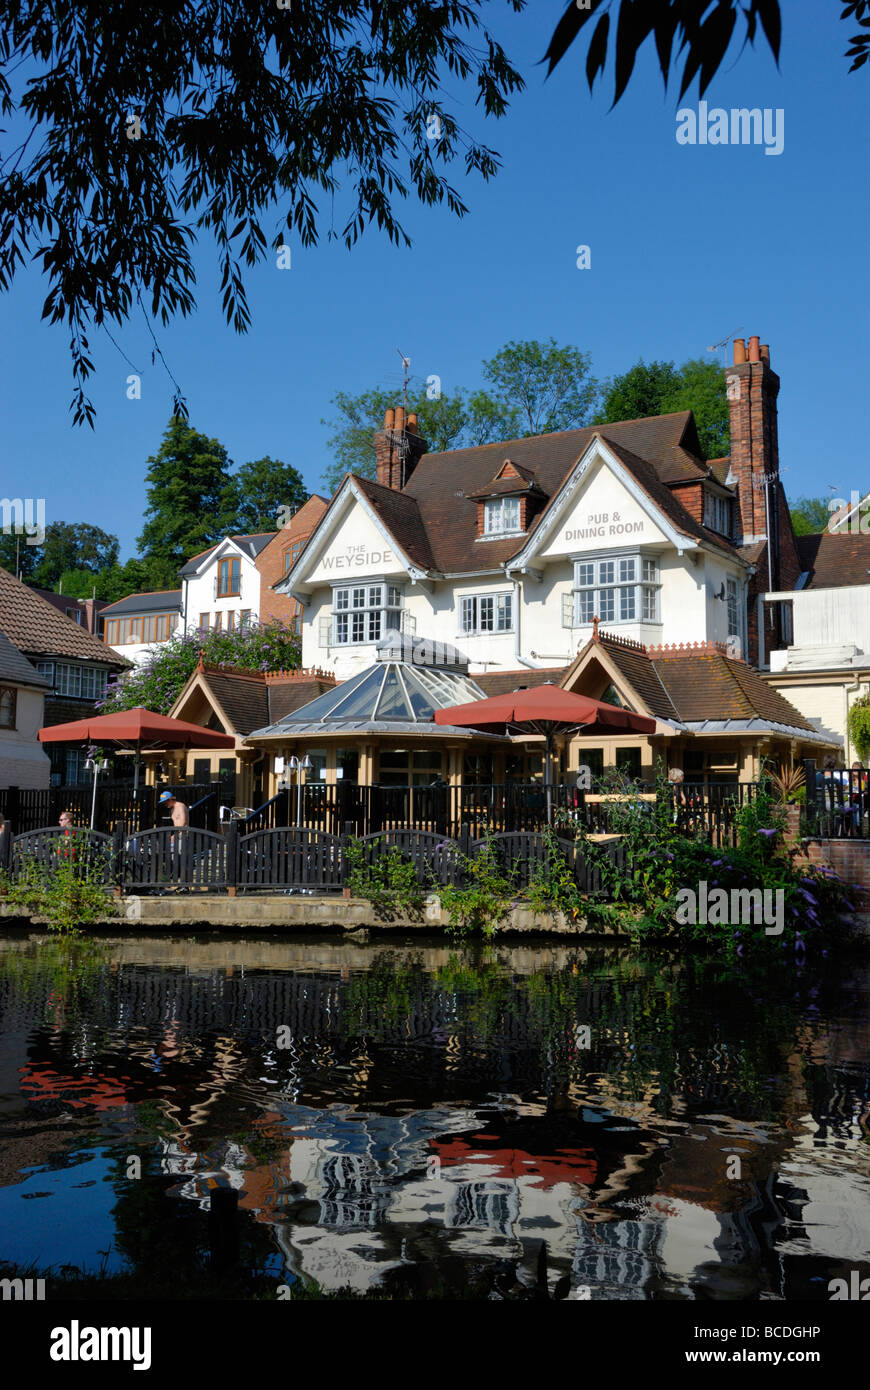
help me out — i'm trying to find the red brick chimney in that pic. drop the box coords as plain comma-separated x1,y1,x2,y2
727,334,781,546
726,335,800,664
374,408,427,490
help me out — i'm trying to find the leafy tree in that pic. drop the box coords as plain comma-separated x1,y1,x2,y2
137,419,236,587
0,531,38,580
789,496,833,537
0,1,524,425
474,338,598,438
596,360,681,425
227,457,308,534
543,2,867,100
321,339,599,490
30,523,119,589
100,621,301,715
597,356,728,459
322,383,476,491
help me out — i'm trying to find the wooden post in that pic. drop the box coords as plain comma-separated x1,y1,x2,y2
342,820,353,896
225,819,239,896
111,822,125,892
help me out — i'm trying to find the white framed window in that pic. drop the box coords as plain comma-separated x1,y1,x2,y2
726,577,746,648
572,554,659,627
332,582,402,645
38,662,108,701
460,592,513,634
704,492,733,537
483,497,521,535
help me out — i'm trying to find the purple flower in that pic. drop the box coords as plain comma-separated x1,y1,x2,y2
758,828,778,838
712,859,723,867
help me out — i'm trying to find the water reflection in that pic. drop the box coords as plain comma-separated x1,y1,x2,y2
0,933,868,1299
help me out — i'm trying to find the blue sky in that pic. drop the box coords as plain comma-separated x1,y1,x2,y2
2,0,867,560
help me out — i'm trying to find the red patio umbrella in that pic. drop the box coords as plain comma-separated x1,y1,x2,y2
434,684,656,820
39,707,235,800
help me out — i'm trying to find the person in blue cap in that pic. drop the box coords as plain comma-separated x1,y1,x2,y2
159,789,188,828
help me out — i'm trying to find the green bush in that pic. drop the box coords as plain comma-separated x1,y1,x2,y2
439,836,516,938
5,832,116,934
344,838,427,920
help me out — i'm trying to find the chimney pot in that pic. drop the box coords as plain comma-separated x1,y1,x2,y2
759,343,770,365
733,338,746,364
394,405,405,433
384,408,395,430
406,412,418,434
748,335,761,363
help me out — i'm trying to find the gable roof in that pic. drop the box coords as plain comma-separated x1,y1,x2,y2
172,663,337,737
563,629,824,736
383,413,738,575
179,533,276,577
100,589,183,617
796,533,870,588
0,631,49,688
0,567,125,667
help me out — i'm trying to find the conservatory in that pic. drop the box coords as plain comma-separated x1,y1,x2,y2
245,642,516,791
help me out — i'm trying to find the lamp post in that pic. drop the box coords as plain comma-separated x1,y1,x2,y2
288,754,312,828
84,751,108,830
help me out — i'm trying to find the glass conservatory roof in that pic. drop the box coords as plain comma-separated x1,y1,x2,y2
278,662,485,726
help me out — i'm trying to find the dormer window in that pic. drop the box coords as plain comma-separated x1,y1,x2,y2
704,492,733,537
217,556,241,597
484,497,521,535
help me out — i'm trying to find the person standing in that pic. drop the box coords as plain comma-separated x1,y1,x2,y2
158,791,189,886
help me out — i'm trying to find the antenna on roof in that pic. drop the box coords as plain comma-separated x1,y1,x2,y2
706,327,743,361
397,348,411,415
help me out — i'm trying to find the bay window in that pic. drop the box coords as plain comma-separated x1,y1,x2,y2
571,554,659,627
332,583,402,645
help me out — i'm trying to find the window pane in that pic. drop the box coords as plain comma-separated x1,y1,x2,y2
460,597,475,632
576,562,594,587
576,590,595,623
642,587,657,621
619,587,635,620
351,611,366,641
599,560,614,585
642,557,657,582
598,590,615,622
335,613,348,643
479,596,494,631
368,584,382,607
497,594,512,631
352,587,366,608
387,585,402,608
619,558,635,583
504,498,520,529
335,589,349,610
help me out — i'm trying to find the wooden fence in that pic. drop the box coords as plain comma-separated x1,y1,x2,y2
1,823,625,898
0,783,221,835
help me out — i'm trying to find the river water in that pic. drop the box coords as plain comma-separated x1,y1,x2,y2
0,931,868,1300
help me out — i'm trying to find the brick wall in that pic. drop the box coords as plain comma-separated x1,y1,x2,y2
783,806,870,908
255,495,328,628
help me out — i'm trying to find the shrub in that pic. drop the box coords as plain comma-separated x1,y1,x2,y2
344,838,427,920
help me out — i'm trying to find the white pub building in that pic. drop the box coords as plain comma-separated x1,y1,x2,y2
265,337,835,790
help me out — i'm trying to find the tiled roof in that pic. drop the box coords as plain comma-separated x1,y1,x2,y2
584,631,816,730
181,664,337,736
179,533,277,576
474,667,569,697
393,412,736,576
0,567,125,666
353,476,438,572
0,631,49,688
100,590,183,616
796,533,870,588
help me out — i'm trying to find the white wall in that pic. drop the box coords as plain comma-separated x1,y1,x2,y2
182,545,263,633
0,686,51,789
791,585,870,654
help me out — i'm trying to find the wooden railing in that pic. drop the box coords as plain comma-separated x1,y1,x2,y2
802,759,870,839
